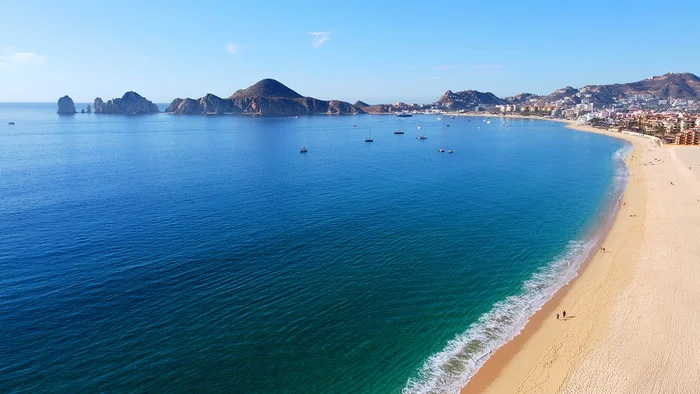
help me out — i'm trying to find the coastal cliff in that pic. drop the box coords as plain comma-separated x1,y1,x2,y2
57,95,77,114
94,92,159,114
166,79,364,116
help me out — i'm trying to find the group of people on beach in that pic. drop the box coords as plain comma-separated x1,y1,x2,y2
556,310,567,320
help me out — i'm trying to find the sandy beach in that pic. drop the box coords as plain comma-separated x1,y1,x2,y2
462,123,700,393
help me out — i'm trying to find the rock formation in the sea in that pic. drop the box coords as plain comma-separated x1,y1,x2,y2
95,91,159,114
80,109,85,113
57,95,77,114
166,79,364,116
86,104,92,113
94,98,105,113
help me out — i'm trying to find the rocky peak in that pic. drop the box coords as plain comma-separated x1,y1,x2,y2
98,92,159,114
94,98,106,113
229,79,304,99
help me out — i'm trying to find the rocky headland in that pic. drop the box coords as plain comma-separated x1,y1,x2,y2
166,79,364,116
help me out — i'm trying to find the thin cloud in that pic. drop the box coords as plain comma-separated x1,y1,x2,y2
434,65,457,70
470,64,502,69
0,49,46,66
226,42,242,55
309,31,332,48
11,52,46,65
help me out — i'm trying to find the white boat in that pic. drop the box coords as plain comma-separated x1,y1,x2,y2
417,135,427,140
439,148,445,153
447,149,454,154
300,147,308,153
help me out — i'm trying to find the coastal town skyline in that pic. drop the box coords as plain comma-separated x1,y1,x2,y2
1,0,699,103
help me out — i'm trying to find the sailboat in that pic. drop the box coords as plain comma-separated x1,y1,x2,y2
365,128,373,142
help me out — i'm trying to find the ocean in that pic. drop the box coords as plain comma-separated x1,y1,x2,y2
0,104,629,393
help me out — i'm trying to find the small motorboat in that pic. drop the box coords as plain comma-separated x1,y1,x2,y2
417,136,427,140
447,149,454,154
439,148,445,153
300,147,308,153
8,122,15,125
418,126,422,130
394,130,404,134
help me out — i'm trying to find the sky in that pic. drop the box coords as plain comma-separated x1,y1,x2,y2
1,0,699,104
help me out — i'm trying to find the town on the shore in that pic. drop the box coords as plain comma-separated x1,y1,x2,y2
380,73,700,145
397,96,700,145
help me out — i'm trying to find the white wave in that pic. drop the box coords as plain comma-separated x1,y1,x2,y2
402,239,596,394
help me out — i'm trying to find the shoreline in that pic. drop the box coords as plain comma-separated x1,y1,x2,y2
461,121,700,393
460,121,641,393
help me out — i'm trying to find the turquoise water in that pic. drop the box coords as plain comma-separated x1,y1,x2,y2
0,104,628,393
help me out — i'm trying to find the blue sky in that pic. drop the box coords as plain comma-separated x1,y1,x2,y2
1,0,699,103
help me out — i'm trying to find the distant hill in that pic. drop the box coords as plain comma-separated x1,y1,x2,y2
354,100,370,108
167,79,364,116
505,92,541,105
436,89,505,110
422,72,700,110
229,79,303,100
537,73,700,107
536,86,581,107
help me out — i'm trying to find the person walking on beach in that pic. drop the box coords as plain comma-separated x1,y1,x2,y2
556,313,559,320
562,311,566,318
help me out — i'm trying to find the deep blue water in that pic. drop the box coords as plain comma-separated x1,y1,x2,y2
0,104,628,393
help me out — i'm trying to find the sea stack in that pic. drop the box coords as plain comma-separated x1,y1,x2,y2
94,98,105,113
57,95,77,114
94,92,159,115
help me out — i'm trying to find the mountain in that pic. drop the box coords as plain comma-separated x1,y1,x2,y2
167,79,364,116
435,89,505,110
354,100,370,108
